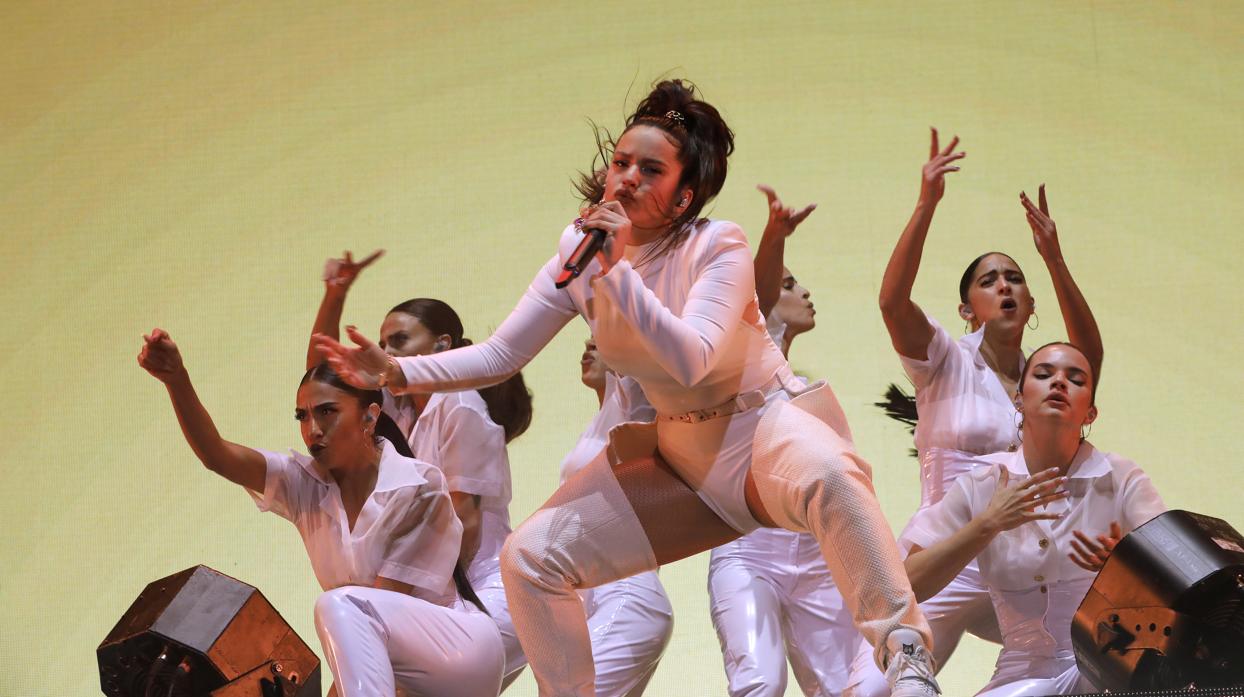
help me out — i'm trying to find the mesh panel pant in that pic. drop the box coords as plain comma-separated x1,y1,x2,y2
501,386,930,696
313,586,504,697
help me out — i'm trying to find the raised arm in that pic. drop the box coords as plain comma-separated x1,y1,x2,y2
753,184,817,318
1020,186,1104,379
879,129,966,360
138,329,266,492
314,251,579,393
305,250,384,370
905,466,1067,601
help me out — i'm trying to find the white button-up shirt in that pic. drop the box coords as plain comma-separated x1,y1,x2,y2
248,440,462,606
385,390,512,582
906,444,1165,690
900,318,1024,507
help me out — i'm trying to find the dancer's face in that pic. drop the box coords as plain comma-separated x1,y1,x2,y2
295,380,378,470
1017,344,1097,428
579,337,607,391
960,253,1033,332
603,125,689,234
379,312,443,358
774,267,815,336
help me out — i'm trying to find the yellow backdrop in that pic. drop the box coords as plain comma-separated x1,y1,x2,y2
2,1,1242,695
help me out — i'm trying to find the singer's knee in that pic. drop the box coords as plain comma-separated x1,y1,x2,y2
501,511,572,592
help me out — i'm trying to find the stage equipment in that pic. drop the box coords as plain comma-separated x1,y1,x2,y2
98,565,320,697
1072,510,1244,691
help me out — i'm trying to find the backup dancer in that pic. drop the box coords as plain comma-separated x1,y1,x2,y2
904,342,1164,695
138,329,504,697
706,186,859,697
846,130,1103,696
316,79,939,697
308,253,532,687
559,337,673,696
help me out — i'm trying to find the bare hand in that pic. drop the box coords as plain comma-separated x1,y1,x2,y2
137,328,187,384
757,184,817,241
1069,520,1123,572
311,326,393,389
1020,185,1062,262
323,249,384,290
579,201,633,274
979,466,1068,534
921,128,966,204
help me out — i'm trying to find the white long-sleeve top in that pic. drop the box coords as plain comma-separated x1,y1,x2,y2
248,440,462,605
900,317,1023,508
394,221,788,415
384,390,512,584
905,443,1165,691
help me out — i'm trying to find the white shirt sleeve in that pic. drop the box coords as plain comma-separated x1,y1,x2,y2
903,467,986,553
590,222,754,387
898,315,956,390
1115,459,1167,532
396,253,579,393
374,482,463,593
435,403,507,498
247,450,314,523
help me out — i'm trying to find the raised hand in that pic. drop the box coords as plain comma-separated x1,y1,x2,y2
1069,520,1124,572
757,184,817,241
138,328,187,383
1020,185,1062,262
323,249,384,290
978,466,1069,534
921,128,966,204
311,326,396,390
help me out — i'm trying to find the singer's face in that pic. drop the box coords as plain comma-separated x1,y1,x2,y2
604,125,685,232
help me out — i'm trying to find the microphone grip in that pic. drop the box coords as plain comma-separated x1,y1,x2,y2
555,227,608,289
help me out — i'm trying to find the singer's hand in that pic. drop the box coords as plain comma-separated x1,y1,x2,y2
580,201,632,274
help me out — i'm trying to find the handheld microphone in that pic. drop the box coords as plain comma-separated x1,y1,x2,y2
554,227,608,289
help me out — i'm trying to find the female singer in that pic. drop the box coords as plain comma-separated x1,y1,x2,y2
706,185,859,697
137,329,504,697
315,79,938,697
847,129,1104,697
306,253,532,687
903,341,1164,696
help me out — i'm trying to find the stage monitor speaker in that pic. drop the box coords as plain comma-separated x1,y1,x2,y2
1073,510,1244,691
98,565,320,697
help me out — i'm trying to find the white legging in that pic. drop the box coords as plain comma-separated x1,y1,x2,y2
313,586,505,697
500,385,930,697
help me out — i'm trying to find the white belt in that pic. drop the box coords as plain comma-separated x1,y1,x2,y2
658,374,785,424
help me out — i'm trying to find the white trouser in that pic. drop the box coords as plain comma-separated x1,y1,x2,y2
500,385,929,697
472,561,529,687
313,586,505,697
976,653,1087,697
579,570,673,697
844,563,1001,697
708,528,858,697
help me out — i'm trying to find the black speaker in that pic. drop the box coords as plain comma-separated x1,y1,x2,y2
98,565,320,697
1072,510,1244,691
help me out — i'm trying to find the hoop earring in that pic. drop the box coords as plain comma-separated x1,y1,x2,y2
1080,422,1092,442
964,319,971,334
1014,411,1024,444
1027,311,1040,331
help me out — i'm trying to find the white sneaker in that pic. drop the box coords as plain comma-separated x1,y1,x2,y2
884,628,940,697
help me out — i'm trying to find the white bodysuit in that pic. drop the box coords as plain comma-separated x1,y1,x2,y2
384,389,525,682
248,440,504,697
847,317,1020,696
906,444,1165,696
392,220,927,696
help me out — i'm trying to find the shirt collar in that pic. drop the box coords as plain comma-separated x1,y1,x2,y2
960,323,1027,375
985,441,1110,480
373,439,428,493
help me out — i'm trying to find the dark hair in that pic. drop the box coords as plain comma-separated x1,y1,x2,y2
300,362,489,613
958,251,1021,304
1018,341,1098,402
875,382,919,460
388,298,533,442
575,79,736,265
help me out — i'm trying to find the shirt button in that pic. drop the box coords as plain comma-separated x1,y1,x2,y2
1034,574,1045,582
1040,585,1048,594
1038,538,1049,549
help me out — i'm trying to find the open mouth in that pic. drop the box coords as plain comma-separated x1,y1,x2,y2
1001,299,1018,311
309,443,326,456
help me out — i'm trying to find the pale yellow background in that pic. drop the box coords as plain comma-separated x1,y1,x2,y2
2,1,1242,695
